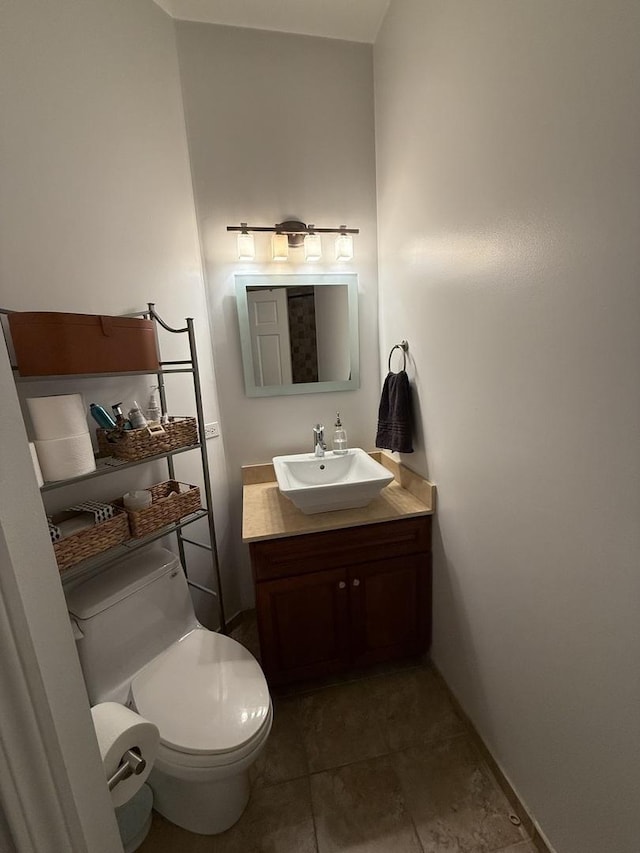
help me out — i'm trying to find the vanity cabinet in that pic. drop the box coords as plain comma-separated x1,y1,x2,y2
250,516,432,685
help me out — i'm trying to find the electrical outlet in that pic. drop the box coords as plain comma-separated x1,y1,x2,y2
204,422,220,440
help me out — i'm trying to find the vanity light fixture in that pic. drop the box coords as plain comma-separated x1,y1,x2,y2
335,228,354,262
271,232,289,261
228,219,359,262
304,226,322,262
236,223,255,260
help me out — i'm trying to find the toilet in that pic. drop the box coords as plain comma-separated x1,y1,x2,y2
66,547,272,835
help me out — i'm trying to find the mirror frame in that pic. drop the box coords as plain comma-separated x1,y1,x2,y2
235,273,359,397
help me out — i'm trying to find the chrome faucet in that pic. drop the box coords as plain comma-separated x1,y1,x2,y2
313,423,326,457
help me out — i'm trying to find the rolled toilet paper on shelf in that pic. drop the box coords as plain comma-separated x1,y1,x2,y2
28,442,44,487
90,702,160,808
34,433,96,482
27,394,89,441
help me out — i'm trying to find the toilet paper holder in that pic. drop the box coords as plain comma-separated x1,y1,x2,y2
108,748,146,792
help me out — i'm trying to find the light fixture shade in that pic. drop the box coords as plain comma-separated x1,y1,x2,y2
271,233,289,261
304,232,322,261
237,231,255,260
335,233,354,261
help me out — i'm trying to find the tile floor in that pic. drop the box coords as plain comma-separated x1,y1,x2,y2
138,614,539,853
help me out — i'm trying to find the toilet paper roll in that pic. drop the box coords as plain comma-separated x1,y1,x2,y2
27,394,89,441
91,702,160,808
28,442,44,488
34,433,96,482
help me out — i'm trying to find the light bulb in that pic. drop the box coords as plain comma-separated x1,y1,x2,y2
304,232,322,261
237,231,255,260
271,233,289,261
335,233,354,262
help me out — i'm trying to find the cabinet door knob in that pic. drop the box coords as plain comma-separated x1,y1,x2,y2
352,578,360,587
338,581,346,589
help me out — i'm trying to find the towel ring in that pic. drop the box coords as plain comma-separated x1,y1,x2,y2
388,340,409,373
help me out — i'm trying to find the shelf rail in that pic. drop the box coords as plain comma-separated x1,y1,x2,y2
180,536,212,552
147,302,227,633
40,442,201,492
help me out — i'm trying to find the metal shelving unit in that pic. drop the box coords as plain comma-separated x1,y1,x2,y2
1,303,226,632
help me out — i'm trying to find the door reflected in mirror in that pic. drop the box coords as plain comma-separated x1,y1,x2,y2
235,274,359,397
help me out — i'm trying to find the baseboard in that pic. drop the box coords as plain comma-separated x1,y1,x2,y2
430,661,555,853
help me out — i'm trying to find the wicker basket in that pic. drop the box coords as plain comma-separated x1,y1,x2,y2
115,480,201,538
53,509,130,571
96,417,198,461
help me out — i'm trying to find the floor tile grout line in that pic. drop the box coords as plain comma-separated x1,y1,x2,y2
428,661,547,850
254,727,469,791
455,723,536,842
387,757,427,853
238,614,533,852
257,688,524,849
302,731,469,779
254,730,471,792
286,735,521,853
251,767,309,789
306,773,321,853
466,737,522,806
284,670,473,780
305,750,428,853
249,739,527,853
273,660,430,699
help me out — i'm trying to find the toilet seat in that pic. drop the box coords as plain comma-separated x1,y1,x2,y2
131,627,270,759
154,704,273,772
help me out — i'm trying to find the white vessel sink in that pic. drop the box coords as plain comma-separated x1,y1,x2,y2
273,448,394,515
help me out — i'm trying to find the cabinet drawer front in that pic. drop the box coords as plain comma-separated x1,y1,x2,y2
250,517,431,581
256,568,350,684
350,553,432,666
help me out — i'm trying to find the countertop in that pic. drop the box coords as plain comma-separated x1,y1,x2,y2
242,451,435,543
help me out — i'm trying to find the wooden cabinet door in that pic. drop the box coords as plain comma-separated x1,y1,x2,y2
256,567,350,684
349,553,431,667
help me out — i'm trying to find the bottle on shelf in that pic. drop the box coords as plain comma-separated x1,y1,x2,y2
146,386,161,423
332,412,348,455
111,402,132,431
90,403,116,430
128,401,148,430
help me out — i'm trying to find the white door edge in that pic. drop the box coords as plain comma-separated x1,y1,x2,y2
0,341,123,853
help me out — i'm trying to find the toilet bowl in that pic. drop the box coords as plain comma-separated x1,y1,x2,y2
66,547,272,835
148,705,272,834
130,625,272,834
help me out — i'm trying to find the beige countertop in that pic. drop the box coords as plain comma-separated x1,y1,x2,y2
242,451,435,543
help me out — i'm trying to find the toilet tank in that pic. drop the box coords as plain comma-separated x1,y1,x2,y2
66,547,197,704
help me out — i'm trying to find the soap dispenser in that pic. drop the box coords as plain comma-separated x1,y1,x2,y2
332,413,348,455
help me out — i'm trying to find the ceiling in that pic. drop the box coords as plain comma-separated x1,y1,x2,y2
153,0,391,43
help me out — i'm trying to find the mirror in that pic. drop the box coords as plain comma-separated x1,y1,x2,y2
235,274,359,397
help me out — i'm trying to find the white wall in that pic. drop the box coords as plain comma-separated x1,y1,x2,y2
175,23,380,605
374,3,640,852
0,0,233,622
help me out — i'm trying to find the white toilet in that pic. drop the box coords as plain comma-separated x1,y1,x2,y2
66,547,272,835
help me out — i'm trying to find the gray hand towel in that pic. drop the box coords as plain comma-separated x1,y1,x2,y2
375,370,414,453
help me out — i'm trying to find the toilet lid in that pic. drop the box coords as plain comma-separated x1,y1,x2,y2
131,628,270,755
